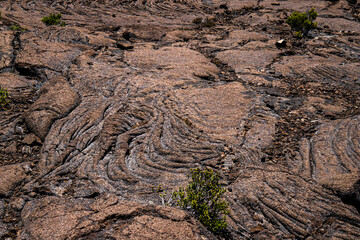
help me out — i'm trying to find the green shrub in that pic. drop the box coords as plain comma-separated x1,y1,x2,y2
10,24,27,32
294,31,303,39
286,8,317,38
0,87,9,110
41,13,66,26
173,168,229,234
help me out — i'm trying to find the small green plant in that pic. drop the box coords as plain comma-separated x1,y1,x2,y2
152,184,174,206
173,168,229,234
294,31,303,39
286,8,318,38
10,24,27,32
41,13,66,26
0,87,9,110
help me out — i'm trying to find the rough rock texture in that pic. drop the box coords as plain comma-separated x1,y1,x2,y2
0,31,14,70
19,195,208,240
0,163,28,197
24,76,80,141
217,50,279,74
290,115,360,205
0,0,360,239
15,32,82,79
228,166,360,239
0,73,37,101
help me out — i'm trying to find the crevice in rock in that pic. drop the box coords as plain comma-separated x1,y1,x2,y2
9,30,21,73
341,195,360,214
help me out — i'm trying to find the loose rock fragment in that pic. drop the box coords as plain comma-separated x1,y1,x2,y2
276,39,287,48
0,163,28,197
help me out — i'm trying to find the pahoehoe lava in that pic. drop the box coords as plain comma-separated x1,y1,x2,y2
1,0,360,239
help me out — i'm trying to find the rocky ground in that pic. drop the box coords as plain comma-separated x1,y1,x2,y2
0,0,359,239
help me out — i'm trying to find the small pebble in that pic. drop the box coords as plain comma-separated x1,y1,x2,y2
10,197,26,211
276,39,287,48
29,192,37,198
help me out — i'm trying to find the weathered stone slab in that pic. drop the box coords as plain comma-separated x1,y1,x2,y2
0,73,37,100
125,45,219,80
25,76,79,140
228,166,360,239
291,115,360,202
0,31,14,70
15,32,82,77
217,50,279,73
0,163,28,197
19,195,208,240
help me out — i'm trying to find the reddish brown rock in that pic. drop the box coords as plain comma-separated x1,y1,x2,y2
215,30,269,48
273,54,360,83
22,133,41,145
0,31,14,70
291,115,360,203
228,166,360,239
163,30,195,42
317,17,360,32
25,76,79,140
0,0,359,239
216,50,279,74
19,195,210,240
0,163,28,197
15,32,82,79
0,73,37,101
0,73,37,153
125,45,219,79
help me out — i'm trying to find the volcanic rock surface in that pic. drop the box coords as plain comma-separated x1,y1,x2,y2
0,0,359,239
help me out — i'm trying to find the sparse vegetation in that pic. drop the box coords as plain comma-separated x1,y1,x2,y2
294,30,303,39
10,24,27,32
286,8,318,38
153,184,175,206
41,13,66,26
0,87,9,110
172,168,229,234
